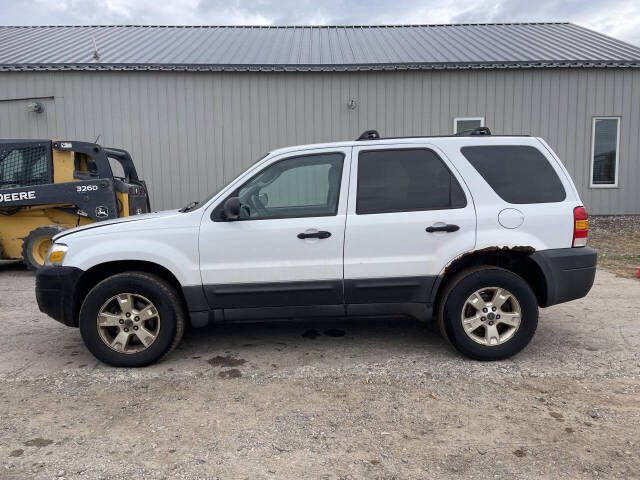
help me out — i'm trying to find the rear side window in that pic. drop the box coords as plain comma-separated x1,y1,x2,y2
460,145,566,204
356,149,467,214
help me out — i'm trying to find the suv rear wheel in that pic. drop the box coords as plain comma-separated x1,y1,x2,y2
79,272,185,367
438,267,538,360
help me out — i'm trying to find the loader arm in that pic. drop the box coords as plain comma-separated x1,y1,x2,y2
0,179,119,221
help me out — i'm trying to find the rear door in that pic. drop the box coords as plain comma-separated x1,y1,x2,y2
344,143,476,305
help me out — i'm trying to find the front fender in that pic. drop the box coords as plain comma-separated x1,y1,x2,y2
62,228,200,286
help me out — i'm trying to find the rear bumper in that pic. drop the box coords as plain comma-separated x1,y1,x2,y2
531,247,597,307
35,266,84,327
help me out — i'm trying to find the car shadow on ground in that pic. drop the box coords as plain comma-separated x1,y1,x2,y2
174,315,455,364
31,315,457,375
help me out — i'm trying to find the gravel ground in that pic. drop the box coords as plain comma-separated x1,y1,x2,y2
1,259,640,479
589,215,640,278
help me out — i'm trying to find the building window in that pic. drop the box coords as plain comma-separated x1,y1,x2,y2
590,117,620,187
453,117,484,134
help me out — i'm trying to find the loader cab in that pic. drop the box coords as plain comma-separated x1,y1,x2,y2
0,139,151,269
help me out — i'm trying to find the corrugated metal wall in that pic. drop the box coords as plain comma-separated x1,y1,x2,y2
0,69,638,214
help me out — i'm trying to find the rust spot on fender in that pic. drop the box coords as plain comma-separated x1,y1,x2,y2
511,246,536,254
442,246,536,274
474,245,536,254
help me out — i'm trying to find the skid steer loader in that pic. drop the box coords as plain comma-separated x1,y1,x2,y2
0,139,151,269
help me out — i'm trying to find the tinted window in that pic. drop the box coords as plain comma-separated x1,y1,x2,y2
356,149,467,215
237,153,343,219
461,145,566,204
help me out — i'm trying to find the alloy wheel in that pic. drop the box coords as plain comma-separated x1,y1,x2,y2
460,287,521,346
97,293,161,354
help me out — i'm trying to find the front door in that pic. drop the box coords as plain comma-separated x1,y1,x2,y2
344,143,476,306
199,147,351,315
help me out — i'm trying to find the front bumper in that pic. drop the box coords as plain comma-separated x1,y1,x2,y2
35,266,84,327
530,247,597,307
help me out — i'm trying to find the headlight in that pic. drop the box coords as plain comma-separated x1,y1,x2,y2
45,243,68,266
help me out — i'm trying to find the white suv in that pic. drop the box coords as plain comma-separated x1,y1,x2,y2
36,129,597,367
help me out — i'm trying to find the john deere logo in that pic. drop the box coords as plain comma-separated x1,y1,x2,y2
1,190,36,202
95,206,109,218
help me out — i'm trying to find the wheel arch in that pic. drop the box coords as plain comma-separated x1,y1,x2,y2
432,248,548,315
73,260,190,327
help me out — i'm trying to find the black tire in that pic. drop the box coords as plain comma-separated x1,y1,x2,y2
79,272,185,367
437,267,538,361
22,225,66,270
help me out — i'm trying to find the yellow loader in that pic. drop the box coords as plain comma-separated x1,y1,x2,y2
0,139,150,269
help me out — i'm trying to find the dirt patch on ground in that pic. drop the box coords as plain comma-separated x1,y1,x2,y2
218,368,243,379
207,355,247,367
23,438,53,448
589,215,640,278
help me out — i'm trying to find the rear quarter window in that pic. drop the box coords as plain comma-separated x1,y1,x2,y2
460,145,566,204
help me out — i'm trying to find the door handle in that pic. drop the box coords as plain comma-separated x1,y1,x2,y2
297,231,332,239
426,224,460,233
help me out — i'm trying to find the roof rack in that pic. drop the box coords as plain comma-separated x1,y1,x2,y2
356,129,381,140
355,126,495,141
455,126,492,136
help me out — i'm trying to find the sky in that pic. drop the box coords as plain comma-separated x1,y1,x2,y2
1,0,639,47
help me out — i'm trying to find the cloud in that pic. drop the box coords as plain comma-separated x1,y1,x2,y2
1,0,639,46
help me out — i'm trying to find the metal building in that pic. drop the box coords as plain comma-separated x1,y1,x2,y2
1,23,639,214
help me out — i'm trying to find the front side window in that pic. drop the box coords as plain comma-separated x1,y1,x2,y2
356,149,467,215
461,145,566,204
454,117,484,134
236,152,344,219
591,117,620,187
0,146,49,188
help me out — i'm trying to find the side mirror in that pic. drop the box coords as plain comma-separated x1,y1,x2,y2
222,197,241,221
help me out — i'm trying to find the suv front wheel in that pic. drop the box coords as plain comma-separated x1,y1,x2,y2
79,272,185,367
438,267,538,360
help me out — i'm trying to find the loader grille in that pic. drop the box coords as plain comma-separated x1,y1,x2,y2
0,145,50,188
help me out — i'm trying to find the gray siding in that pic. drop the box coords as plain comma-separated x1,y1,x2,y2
0,69,639,214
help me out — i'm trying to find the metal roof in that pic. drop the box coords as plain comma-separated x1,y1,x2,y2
1,23,639,72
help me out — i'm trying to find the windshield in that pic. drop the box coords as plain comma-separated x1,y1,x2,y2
180,152,270,212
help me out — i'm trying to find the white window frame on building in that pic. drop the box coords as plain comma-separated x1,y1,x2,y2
453,117,485,134
590,116,621,188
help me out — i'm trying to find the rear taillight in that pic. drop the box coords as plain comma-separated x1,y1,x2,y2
573,206,588,247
